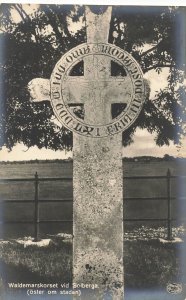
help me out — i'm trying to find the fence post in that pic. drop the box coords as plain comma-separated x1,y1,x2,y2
167,169,173,240
34,172,40,242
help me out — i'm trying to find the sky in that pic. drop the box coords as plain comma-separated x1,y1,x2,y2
0,2,185,161
0,127,184,161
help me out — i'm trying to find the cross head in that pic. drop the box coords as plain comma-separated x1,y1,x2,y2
63,54,133,125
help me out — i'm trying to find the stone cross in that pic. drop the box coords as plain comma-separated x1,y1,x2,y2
61,56,132,124
28,6,146,299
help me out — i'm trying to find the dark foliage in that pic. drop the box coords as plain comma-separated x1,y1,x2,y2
0,4,185,150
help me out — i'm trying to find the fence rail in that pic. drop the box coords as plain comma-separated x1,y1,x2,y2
0,169,185,241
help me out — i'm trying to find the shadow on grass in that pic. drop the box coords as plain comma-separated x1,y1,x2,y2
0,260,48,284
0,239,72,288
124,239,182,289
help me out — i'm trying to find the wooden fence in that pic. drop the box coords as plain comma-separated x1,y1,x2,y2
0,169,185,241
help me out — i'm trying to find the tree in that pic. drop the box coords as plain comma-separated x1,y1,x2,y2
0,4,185,151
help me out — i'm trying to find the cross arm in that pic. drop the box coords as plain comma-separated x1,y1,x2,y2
62,76,88,105
27,76,88,106
107,78,150,105
28,78,51,102
104,76,133,104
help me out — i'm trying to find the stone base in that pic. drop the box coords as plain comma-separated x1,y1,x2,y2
159,237,183,244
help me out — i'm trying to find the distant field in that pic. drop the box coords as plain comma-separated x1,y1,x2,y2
0,159,186,178
0,160,185,238
0,161,73,179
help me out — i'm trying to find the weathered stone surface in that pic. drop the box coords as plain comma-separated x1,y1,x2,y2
72,6,124,299
73,134,123,299
28,78,50,102
85,6,112,44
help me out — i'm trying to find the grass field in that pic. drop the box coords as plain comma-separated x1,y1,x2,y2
0,227,185,299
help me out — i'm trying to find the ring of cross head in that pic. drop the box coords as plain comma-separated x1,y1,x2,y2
50,43,145,138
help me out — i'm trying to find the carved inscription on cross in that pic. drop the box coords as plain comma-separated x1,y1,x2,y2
29,42,145,138
63,55,133,125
